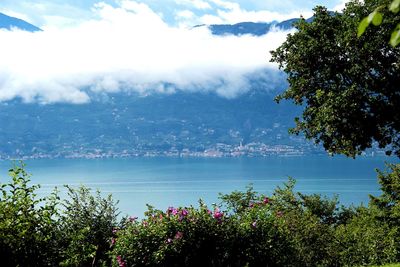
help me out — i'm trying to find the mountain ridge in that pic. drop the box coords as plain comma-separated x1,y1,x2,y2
205,17,314,36
0,12,41,32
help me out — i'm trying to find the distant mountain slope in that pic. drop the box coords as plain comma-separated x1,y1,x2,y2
0,88,318,158
0,12,41,32
208,22,272,36
207,17,314,36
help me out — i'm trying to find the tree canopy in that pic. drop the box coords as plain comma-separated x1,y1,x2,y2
271,0,400,157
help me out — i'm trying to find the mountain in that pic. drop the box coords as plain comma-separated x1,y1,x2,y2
0,12,41,32
207,17,314,36
0,87,323,159
208,22,272,36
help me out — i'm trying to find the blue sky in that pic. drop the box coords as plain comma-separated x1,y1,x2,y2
1,0,347,28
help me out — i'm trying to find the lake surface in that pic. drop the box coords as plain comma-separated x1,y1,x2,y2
0,156,397,217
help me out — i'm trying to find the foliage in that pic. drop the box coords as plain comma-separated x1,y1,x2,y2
336,206,398,266
0,162,119,267
369,164,400,260
370,163,400,225
59,186,120,267
0,163,61,266
270,3,400,158
218,184,260,214
358,0,400,46
111,179,354,267
112,201,295,267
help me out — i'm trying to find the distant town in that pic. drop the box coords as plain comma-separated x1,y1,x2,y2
0,141,385,160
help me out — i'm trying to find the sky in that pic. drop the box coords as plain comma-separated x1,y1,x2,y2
0,0,350,104
1,0,348,28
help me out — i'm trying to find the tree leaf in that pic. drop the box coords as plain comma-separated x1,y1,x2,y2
358,17,370,37
390,0,400,13
371,12,383,26
390,24,400,46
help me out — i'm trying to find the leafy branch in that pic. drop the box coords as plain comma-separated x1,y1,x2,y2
358,0,400,46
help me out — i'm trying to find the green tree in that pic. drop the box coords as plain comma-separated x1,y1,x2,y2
370,164,400,226
270,1,400,157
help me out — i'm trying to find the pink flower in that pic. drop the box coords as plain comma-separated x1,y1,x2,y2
167,206,178,216
249,202,254,208
172,208,179,216
174,231,183,240
116,255,126,267
166,238,173,244
167,207,179,216
178,209,189,221
111,238,116,246
142,221,148,226
112,228,118,234
181,209,188,216
251,221,257,228
213,208,224,220
263,197,270,204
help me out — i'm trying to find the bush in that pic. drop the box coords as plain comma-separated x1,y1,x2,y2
112,200,295,267
111,179,354,267
0,162,120,267
336,206,398,266
0,163,61,266
59,186,120,267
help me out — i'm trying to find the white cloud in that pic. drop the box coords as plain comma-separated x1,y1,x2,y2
209,0,238,10
0,0,290,104
175,0,212,10
332,0,350,12
176,10,196,20
200,9,312,25
199,0,312,24
0,9,31,23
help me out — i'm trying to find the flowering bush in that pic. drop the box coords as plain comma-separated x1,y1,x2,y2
110,170,400,267
111,195,296,266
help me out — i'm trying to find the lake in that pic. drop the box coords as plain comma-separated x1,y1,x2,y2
0,155,397,217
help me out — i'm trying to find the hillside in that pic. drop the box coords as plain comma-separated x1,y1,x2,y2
0,12,41,32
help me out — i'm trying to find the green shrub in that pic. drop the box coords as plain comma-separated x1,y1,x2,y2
335,206,398,266
59,186,120,267
112,179,353,267
112,199,297,267
0,163,61,266
0,163,120,267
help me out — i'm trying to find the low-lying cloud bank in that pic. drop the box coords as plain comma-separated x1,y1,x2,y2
0,0,292,104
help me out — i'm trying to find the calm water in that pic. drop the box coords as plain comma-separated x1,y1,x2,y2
0,156,397,217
